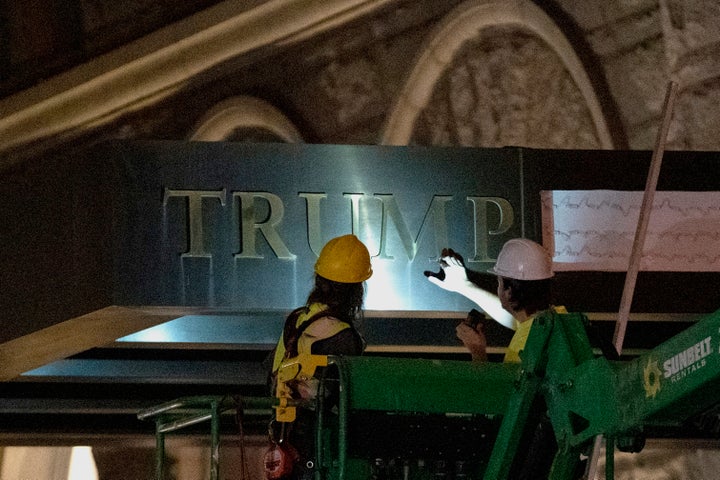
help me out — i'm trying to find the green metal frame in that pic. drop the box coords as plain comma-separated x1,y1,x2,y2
137,395,273,480
317,356,520,480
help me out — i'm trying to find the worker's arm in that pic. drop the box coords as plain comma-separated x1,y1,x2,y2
426,253,516,330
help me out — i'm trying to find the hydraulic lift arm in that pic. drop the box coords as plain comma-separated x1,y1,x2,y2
514,308,720,479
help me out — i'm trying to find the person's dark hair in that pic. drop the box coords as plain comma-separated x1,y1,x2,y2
306,275,365,324
502,277,553,315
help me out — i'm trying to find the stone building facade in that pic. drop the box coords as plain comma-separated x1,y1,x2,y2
1,1,720,478
1,0,720,164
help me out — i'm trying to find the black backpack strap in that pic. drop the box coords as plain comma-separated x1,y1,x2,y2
283,306,331,359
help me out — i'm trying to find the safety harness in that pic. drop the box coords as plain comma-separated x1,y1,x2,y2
272,303,352,374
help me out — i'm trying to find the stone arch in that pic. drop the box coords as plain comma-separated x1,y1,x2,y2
381,0,614,149
188,96,303,142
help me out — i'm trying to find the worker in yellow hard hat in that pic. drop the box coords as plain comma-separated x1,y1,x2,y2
268,234,372,480
425,238,560,363
271,234,373,384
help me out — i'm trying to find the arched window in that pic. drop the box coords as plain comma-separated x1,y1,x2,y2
382,0,614,149
189,96,303,143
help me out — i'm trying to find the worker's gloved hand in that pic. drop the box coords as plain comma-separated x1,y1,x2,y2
424,248,469,292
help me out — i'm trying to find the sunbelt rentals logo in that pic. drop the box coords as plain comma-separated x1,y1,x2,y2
644,336,715,399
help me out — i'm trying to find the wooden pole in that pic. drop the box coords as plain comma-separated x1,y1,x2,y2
613,80,679,355
585,80,679,480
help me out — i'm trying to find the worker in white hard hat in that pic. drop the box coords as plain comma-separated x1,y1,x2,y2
427,238,565,480
426,238,562,363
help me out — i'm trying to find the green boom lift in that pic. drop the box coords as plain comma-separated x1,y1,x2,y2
264,308,720,480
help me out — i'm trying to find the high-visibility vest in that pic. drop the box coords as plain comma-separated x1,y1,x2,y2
271,302,353,373
504,305,567,363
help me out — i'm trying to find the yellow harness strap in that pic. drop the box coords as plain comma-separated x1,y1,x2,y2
272,302,350,373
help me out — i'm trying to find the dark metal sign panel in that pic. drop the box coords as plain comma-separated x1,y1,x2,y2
111,142,531,312
4,142,720,344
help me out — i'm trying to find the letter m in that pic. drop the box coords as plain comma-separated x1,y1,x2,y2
374,194,452,261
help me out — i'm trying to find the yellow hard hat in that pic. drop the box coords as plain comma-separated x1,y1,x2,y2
314,234,373,283
489,238,554,280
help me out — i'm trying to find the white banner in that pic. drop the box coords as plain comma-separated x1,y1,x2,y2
542,190,720,271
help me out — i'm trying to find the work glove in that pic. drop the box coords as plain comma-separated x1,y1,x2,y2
424,248,470,293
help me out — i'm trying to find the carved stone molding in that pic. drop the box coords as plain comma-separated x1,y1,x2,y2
0,0,394,165
382,0,614,149
188,96,303,142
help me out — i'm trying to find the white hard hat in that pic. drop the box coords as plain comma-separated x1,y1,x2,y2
489,238,554,280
